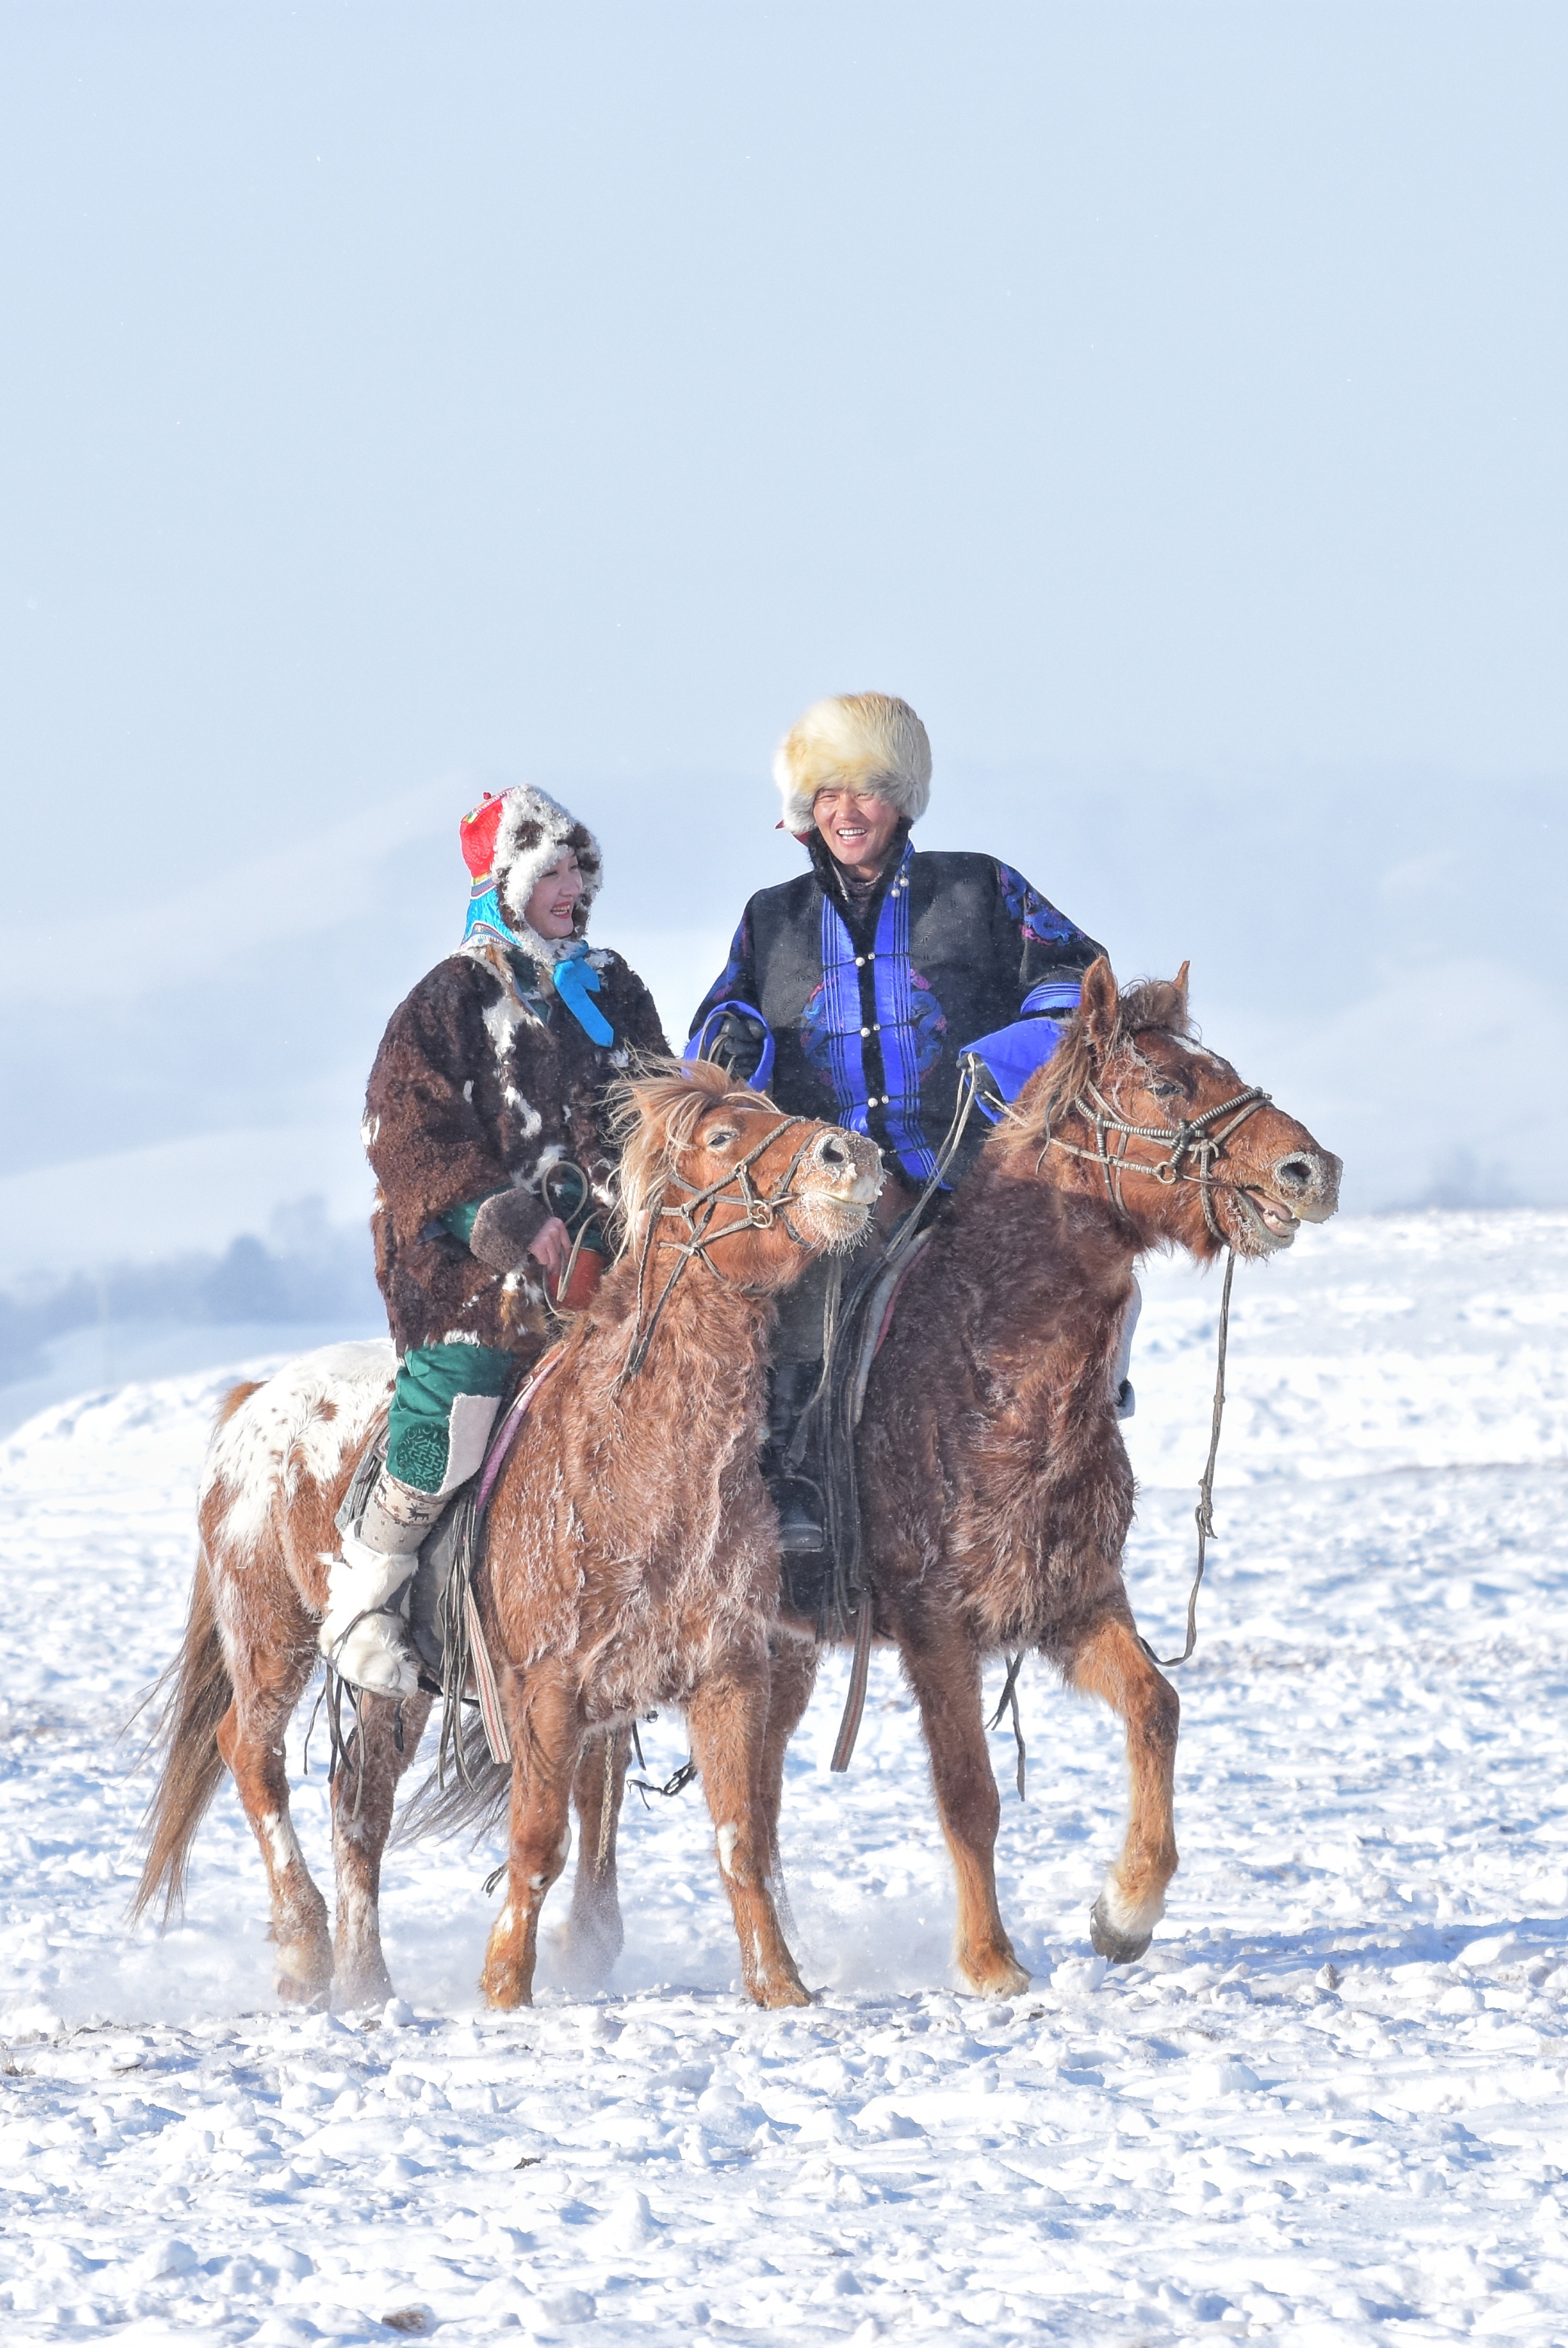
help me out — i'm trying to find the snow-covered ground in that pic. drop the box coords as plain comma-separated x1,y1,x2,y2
3,1210,1567,2345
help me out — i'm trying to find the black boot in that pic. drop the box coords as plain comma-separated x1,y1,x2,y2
763,1360,828,1556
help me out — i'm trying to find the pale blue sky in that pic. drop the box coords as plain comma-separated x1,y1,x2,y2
2,1,1564,1271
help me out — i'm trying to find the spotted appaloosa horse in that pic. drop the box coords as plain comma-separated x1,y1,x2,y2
132,1062,881,2011
569,961,1340,1994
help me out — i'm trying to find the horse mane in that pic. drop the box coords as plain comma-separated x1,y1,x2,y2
607,1056,772,1255
1007,976,1194,1144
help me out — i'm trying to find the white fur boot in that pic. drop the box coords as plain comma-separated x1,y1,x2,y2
317,1535,422,1700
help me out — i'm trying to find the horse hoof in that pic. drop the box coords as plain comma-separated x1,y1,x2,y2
275,1970,331,2010
750,1973,812,2009
561,1912,625,1994
960,1951,1032,1997
332,1965,395,2014
1089,1895,1152,1966
481,1966,534,2010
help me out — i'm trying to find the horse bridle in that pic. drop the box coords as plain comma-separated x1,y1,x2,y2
1041,1072,1273,1243
614,1114,823,1389
1026,1053,1274,1675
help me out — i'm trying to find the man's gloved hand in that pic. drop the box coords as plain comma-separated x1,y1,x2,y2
707,1008,769,1083
468,1187,549,1273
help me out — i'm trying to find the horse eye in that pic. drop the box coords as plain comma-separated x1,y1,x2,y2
1148,1080,1180,1100
706,1128,738,1149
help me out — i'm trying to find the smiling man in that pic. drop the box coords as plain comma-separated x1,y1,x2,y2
690,690,1106,1557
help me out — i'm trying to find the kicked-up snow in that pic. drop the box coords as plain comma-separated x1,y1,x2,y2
1,1210,1567,2344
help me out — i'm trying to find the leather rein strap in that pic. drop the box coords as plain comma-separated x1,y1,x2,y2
613,1116,821,1390
1036,1070,1267,1672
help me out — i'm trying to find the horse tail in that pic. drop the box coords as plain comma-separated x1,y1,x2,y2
128,1542,234,1925
128,1379,258,1925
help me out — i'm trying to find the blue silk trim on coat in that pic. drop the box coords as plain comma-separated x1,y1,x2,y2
817,840,939,1183
1020,979,1083,1018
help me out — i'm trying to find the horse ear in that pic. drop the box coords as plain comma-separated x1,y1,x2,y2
1079,957,1121,1050
1174,960,1191,1022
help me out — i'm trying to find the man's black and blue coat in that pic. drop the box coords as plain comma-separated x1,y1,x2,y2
690,830,1106,1182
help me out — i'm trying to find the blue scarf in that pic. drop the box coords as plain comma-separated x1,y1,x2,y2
462,886,613,1046
551,945,613,1045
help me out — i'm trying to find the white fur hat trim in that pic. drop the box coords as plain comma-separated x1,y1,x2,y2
773,692,932,835
495,785,603,963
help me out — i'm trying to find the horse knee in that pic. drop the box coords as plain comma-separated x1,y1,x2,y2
928,1740,1002,1846
1138,1672,1180,1761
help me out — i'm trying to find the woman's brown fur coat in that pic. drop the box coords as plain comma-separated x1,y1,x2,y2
364,944,668,1357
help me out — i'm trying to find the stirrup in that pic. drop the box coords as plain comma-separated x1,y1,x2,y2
767,1471,826,1555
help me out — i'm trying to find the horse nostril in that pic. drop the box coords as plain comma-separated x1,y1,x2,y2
1275,1155,1315,1194
819,1136,847,1166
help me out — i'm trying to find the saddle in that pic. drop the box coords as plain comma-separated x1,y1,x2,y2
335,1348,564,1772
777,1225,934,1631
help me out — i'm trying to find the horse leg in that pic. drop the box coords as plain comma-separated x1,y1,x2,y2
686,1667,810,2010
1066,1610,1180,1964
563,1725,632,1989
898,1618,1031,1997
329,1690,434,2009
761,1635,819,1881
481,1672,582,2010
216,1654,332,2007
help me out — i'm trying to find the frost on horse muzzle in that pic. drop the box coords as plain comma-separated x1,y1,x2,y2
788,1128,883,1250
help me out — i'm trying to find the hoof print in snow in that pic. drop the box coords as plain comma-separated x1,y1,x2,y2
1088,1896,1151,1965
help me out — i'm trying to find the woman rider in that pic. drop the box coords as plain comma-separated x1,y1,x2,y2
319,783,668,1697
690,690,1108,1557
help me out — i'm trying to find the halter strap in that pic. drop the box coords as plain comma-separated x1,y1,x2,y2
1042,1078,1272,1242
613,1116,821,1390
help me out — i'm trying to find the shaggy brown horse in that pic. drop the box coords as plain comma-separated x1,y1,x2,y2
568,961,1340,1994
133,1063,881,2011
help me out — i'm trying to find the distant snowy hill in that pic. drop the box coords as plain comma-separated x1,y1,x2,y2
1,1210,1566,2342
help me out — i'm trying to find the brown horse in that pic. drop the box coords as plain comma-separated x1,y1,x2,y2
132,1061,881,2011
568,961,1340,1994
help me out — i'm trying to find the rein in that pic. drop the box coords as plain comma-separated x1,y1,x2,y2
613,1115,821,1390
825,1061,987,1774
1036,1069,1259,1674
987,1244,1238,1797
1142,1244,1235,1669
974,1061,1262,1785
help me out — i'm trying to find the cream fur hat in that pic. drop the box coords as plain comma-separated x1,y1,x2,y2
773,692,933,836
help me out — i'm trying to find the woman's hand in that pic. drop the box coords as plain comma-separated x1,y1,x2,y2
526,1215,573,1281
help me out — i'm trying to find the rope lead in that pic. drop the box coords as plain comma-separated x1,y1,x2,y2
1141,1246,1236,1671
